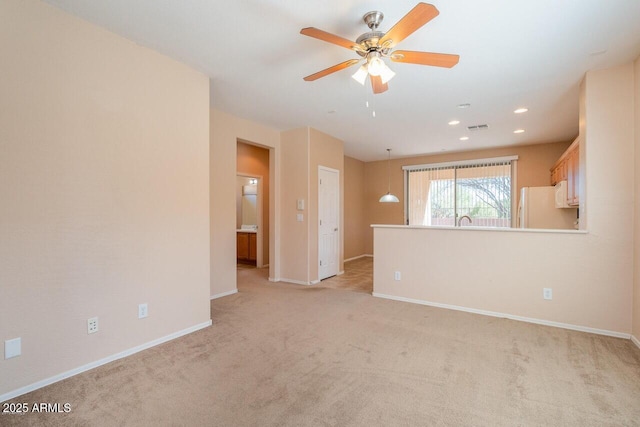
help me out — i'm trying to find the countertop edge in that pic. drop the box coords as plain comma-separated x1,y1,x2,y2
370,224,588,235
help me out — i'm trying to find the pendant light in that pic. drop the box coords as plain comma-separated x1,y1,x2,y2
379,149,399,203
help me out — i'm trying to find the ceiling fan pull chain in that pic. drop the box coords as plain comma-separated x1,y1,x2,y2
369,91,376,118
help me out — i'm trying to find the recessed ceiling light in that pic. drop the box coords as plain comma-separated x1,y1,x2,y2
514,108,528,114
514,129,525,134
448,120,460,125
459,136,469,141
457,103,471,109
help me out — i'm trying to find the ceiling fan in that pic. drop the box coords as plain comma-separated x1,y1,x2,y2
300,2,459,94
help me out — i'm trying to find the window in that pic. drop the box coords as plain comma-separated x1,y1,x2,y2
404,156,517,228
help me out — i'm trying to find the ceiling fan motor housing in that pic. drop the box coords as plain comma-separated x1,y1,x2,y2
355,31,386,54
363,11,384,29
356,11,393,56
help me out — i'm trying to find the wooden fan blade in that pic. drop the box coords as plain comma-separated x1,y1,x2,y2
300,27,361,51
378,3,439,49
370,75,388,94
390,50,459,68
303,59,361,81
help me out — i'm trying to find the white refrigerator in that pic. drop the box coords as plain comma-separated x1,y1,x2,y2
517,186,577,229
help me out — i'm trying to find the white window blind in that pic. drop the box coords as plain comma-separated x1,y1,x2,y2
405,157,516,228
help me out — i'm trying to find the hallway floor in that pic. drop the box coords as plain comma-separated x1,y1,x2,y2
319,256,372,294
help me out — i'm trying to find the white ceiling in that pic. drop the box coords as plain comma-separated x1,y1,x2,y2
44,0,640,161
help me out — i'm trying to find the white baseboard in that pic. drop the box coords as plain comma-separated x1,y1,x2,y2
337,271,345,276
274,278,328,286
373,293,630,339
271,273,346,284
344,254,373,262
632,334,640,350
279,278,312,286
0,320,212,403
210,289,238,300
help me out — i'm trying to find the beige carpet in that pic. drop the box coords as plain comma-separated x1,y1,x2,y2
3,264,640,426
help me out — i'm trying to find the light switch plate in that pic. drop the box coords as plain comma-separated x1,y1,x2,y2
5,337,21,359
297,213,303,222
297,199,305,210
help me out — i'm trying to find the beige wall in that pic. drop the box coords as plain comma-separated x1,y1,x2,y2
236,176,249,228
214,121,345,288
344,156,367,259
237,141,270,265
583,66,634,235
309,128,345,279
373,63,635,335
0,0,210,398
632,56,640,341
279,128,345,283
362,141,571,253
279,128,310,283
210,109,280,296
373,227,630,334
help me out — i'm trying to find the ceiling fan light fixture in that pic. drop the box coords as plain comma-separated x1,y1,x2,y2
352,65,368,85
379,64,396,84
367,54,385,76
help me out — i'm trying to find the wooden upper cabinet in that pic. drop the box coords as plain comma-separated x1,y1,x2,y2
550,137,580,206
567,144,579,205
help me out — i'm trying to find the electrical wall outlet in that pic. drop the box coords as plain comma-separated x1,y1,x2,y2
5,337,21,359
543,288,553,300
138,303,148,319
87,317,98,334
394,271,401,281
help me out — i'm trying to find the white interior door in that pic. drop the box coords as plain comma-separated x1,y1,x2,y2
319,167,339,280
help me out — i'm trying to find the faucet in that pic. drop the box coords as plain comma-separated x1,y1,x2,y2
457,215,472,226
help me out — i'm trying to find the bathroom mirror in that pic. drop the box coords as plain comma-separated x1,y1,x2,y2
236,176,258,229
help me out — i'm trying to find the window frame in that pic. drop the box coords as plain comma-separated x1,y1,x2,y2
402,155,519,227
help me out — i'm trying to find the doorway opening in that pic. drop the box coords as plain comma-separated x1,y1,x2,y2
237,141,270,270
236,176,260,267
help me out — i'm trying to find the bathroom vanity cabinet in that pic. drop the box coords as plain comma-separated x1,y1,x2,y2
237,231,257,263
